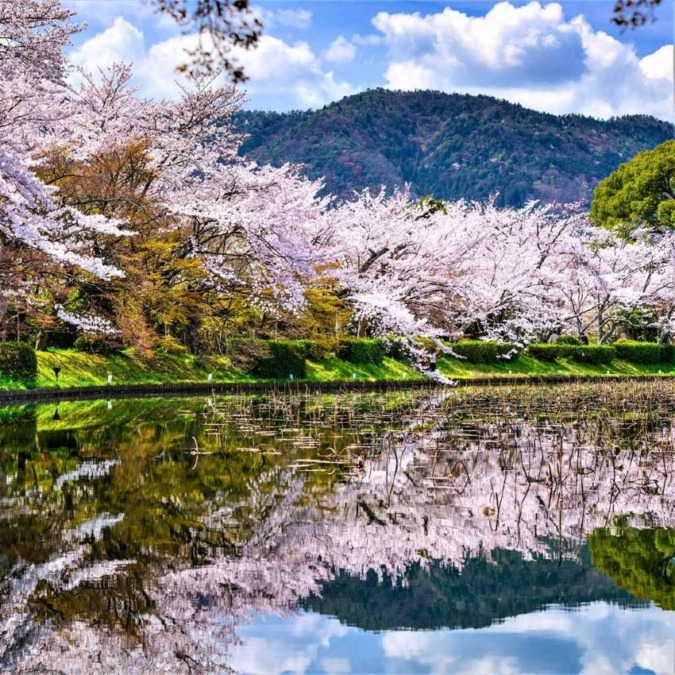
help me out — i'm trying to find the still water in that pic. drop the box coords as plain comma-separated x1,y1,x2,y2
0,383,673,674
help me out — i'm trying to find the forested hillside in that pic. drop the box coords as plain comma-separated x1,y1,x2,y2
236,89,673,206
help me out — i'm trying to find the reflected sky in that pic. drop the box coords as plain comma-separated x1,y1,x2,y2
230,603,674,675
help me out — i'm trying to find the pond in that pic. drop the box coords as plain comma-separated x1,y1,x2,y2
0,382,673,674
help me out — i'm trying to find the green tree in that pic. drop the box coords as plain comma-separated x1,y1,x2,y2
589,526,675,610
590,140,675,232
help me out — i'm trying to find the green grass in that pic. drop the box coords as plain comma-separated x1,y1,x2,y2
437,353,675,379
0,375,30,389
305,356,424,382
0,348,672,391
35,349,249,388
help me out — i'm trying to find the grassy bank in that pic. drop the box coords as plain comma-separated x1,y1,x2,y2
25,349,423,389
0,347,664,391
437,353,675,379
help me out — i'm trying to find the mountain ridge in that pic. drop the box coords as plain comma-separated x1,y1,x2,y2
235,89,673,207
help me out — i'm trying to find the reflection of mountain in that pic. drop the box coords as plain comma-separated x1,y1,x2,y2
302,550,640,632
0,386,674,673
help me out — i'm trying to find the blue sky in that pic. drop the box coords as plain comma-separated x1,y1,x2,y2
64,0,673,119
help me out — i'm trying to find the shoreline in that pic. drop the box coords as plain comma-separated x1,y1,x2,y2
1,373,673,406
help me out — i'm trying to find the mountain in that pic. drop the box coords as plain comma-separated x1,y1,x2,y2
235,89,673,207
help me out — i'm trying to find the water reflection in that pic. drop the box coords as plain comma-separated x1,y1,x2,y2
0,384,673,673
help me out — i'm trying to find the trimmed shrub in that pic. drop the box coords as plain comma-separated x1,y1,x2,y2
556,335,582,345
660,343,674,365
496,342,521,361
226,338,272,374
0,342,38,383
385,336,413,362
338,338,386,365
227,339,307,378
527,343,615,364
613,340,662,365
527,343,577,361
573,345,616,364
45,331,77,349
439,340,520,363
290,340,332,362
253,340,307,379
74,333,123,355
450,340,498,363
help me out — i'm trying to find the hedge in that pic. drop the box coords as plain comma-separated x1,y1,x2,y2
660,343,674,365
74,333,123,355
227,338,307,378
613,340,662,365
0,342,38,383
527,343,615,364
254,340,307,379
338,338,386,365
288,340,332,362
496,343,521,361
526,343,576,361
574,345,616,364
556,335,582,345
448,341,520,363
450,340,498,363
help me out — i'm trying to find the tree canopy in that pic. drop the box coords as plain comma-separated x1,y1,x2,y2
590,140,675,232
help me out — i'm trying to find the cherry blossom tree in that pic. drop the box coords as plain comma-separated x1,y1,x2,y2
48,64,331,323
0,1,129,338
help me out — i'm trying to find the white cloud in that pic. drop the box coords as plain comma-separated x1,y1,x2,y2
229,614,350,675
323,36,356,64
319,657,351,674
68,23,353,111
69,16,145,72
640,45,674,80
380,603,674,675
371,1,674,120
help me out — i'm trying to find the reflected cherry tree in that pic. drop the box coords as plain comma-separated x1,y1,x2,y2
0,385,673,673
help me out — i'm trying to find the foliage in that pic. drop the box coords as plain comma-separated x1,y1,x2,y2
154,336,189,355
152,0,261,81
526,343,615,364
613,340,663,365
338,338,386,365
526,344,569,361
291,340,333,362
253,341,307,379
589,527,674,610
0,342,38,383
574,345,616,364
236,89,673,208
226,338,272,374
613,305,660,342
590,140,675,231
73,334,123,356
660,343,674,364
227,339,307,379
611,0,665,30
556,335,582,345
450,340,498,363
448,341,520,363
